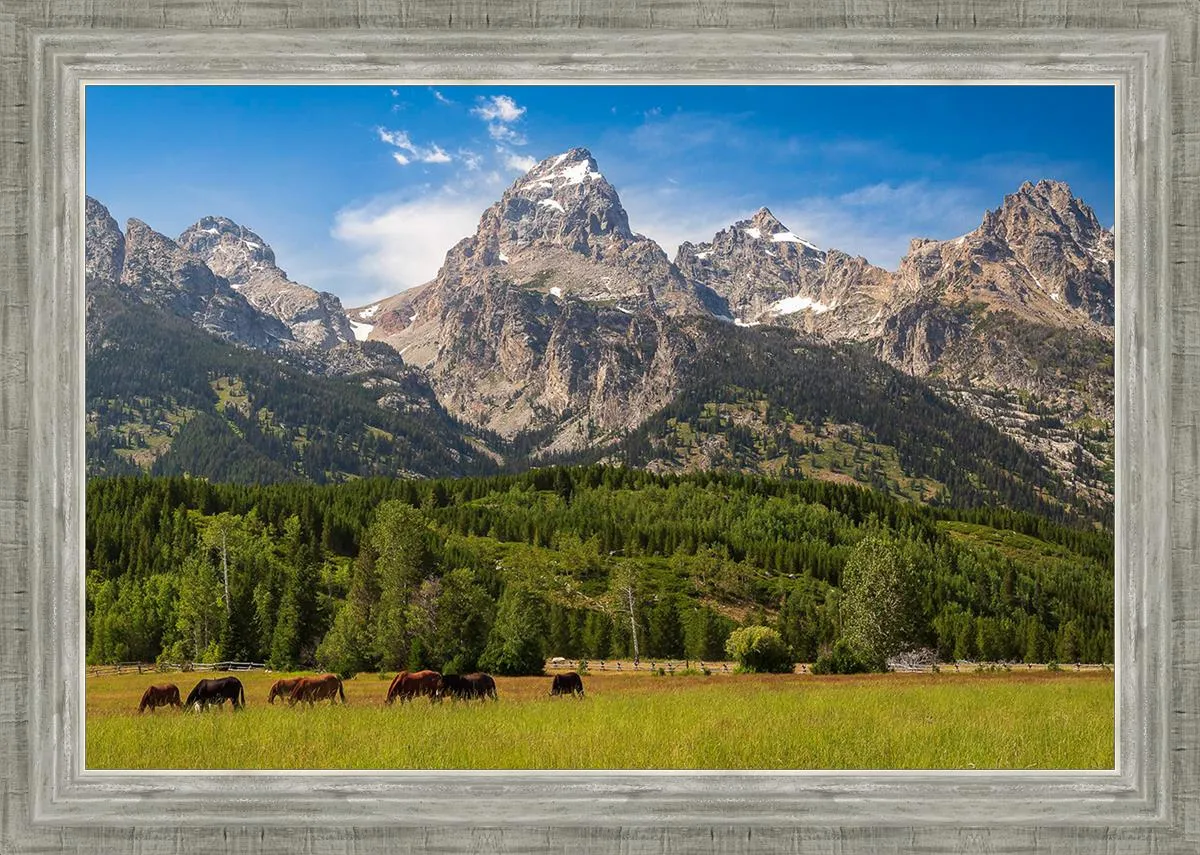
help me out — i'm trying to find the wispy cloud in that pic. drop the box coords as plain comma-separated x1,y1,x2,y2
472,94,528,147
458,149,483,171
627,110,746,156
431,88,455,106
488,124,527,145
333,193,491,298
472,95,525,123
378,128,453,165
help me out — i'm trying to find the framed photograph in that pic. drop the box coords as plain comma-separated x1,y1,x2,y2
1,3,1195,853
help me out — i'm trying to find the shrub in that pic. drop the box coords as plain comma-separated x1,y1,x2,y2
724,626,795,674
811,639,886,675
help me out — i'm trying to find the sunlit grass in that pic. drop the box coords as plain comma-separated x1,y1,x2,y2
86,670,1114,770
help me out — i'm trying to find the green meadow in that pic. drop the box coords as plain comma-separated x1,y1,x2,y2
87,669,1114,770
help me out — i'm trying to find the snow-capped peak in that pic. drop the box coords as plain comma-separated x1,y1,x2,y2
522,148,605,191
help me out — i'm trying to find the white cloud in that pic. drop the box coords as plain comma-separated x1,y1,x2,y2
377,128,454,165
499,149,537,173
471,95,528,146
472,94,525,123
458,149,483,171
488,123,527,145
432,89,455,105
333,193,491,296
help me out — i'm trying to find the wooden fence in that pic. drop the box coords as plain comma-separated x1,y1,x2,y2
86,661,267,676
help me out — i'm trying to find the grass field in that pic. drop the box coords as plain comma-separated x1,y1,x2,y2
86,668,1114,771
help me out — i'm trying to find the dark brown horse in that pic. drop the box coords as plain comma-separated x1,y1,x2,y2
384,669,441,704
441,672,498,701
138,683,182,712
267,677,304,704
550,672,584,697
185,676,245,710
288,673,345,706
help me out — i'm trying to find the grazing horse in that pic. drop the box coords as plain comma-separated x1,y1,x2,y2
138,683,182,712
550,671,584,697
267,677,304,704
441,672,497,701
288,674,345,706
185,676,245,711
385,669,441,704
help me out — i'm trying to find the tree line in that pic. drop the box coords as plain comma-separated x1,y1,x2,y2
86,466,1114,674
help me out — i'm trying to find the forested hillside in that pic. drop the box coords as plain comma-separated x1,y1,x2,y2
86,292,497,483
596,322,1108,527
86,467,1114,673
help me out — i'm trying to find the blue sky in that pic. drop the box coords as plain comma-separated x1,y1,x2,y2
86,85,1115,308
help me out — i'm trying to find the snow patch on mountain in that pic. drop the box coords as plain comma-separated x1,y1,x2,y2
770,231,820,251
558,160,601,185
771,294,835,315
349,320,374,341
538,198,566,214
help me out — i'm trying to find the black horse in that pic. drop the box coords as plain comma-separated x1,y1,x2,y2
550,671,585,697
185,676,246,710
440,672,497,701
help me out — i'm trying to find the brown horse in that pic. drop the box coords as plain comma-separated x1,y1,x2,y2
385,669,441,704
287,674,346,706
267,677,304,704
550,672,584,697
138,683,181,713
441,672,498,701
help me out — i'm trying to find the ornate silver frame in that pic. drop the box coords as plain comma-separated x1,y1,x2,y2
1,3,1194,852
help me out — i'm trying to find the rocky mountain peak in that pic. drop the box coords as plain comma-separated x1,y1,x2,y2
122,218,217,298
85,196,125,290
674,207,848,332
116,214,289,349
462,148,635,263
980,179,1108,252
895,178,1114,333
737,207,786,237
177,216,354,350
723,207,823,254
178,216,278,287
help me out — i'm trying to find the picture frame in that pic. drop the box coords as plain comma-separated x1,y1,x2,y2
0,1,1193,852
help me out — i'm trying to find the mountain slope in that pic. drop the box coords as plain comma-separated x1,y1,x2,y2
86,290,497,483
574,321,1101,526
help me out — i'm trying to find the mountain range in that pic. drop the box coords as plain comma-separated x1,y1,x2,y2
84,147,1115,527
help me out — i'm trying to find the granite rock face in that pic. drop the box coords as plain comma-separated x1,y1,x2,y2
117,214,290,349
85,196,126,290
179,216,356,349
364,148,707,449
